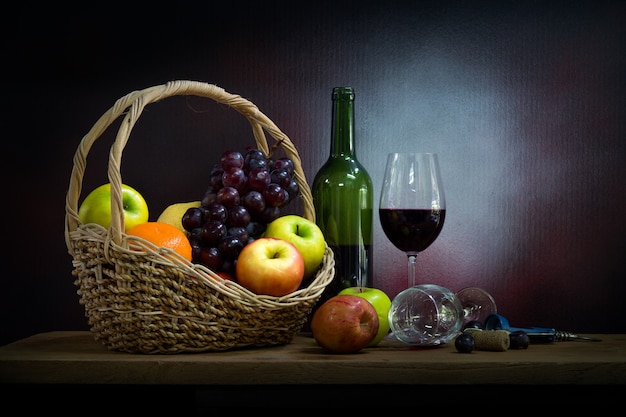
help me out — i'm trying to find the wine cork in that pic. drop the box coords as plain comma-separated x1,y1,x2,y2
470,330,510,351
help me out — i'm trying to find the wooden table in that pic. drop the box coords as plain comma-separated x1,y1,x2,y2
2,331,625,409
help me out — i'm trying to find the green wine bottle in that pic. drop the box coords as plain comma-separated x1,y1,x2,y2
312,87,374,304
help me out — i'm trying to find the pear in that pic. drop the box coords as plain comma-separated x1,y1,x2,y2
156,201,201,233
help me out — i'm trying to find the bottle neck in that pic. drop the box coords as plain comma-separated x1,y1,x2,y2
330,87,356,158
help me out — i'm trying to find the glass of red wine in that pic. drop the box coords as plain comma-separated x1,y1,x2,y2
379,152,446,289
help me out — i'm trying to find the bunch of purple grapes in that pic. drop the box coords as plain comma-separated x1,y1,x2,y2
182,147,300,276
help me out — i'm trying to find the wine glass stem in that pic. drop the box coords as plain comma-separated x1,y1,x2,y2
407,254,417,288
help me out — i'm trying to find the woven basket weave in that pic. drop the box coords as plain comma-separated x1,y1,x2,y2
64,80,334,354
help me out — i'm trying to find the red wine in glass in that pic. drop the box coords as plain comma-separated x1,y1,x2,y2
379,208,446,253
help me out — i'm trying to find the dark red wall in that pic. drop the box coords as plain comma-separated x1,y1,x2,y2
4,1,625,345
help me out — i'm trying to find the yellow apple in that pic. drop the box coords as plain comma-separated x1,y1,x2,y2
78,183,149,231
235,237,305,297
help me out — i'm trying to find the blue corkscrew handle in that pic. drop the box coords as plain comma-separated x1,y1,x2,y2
483,313,559,342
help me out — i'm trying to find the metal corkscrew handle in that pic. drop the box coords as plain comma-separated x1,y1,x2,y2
553,330,602,342
482,314,602,342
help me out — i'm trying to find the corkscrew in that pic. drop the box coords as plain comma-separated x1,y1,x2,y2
483,313,602,342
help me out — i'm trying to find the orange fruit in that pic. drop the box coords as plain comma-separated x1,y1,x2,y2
126,221,193,262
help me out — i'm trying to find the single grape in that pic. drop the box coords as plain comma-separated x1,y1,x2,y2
242,190,266,216
285,179,299,202
201,220,227,246
217,186,240,208
198,246,223,271
181,207,204,231
263,183,287,207
273,157,295,176
187,227,202,243
244,148,265,168
201,191,217,206
226,205,251,228
270,168,292,188
227,226,250,244
204,202,228,223
455,333,475,353
209,164,224,192
509,331,530,349
248,167,271,191
219,235,245,260
222,167,247,189
247,157,269,172
246,221,266,239
220,150,244,170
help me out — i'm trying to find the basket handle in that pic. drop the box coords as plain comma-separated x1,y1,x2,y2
65,80,314,251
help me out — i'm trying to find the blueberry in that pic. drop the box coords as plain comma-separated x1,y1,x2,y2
509,330,530,349
455,333,475,353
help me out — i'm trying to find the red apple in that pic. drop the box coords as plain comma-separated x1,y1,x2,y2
310,294,379,354
235,237,305,296
339,287,392,346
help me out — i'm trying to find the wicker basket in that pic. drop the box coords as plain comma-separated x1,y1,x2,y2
64,80,335,354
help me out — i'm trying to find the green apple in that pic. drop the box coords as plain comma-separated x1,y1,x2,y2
78,183,149,232
339,286,392,346
263,214,326,280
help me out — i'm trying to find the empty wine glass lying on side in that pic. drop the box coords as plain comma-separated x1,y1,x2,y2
388,284,463,346
388,285,497,347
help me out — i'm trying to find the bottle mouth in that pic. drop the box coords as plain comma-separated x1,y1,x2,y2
332,87,355,100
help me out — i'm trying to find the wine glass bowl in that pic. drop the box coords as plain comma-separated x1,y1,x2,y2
456,287,498,326
388,284,464,346
379,152,446,288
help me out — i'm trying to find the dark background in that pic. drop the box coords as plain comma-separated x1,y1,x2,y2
3,0,625,346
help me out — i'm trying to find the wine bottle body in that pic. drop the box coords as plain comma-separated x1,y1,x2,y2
313,156,373,301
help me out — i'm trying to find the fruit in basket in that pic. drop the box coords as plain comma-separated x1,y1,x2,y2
183,147,301,276
157,201,201,232
235,237,305,296
78,183,149,231
338,287,392,346
215,271,234,281
263,214,326,280
126,221,193,262
310,294,379,354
